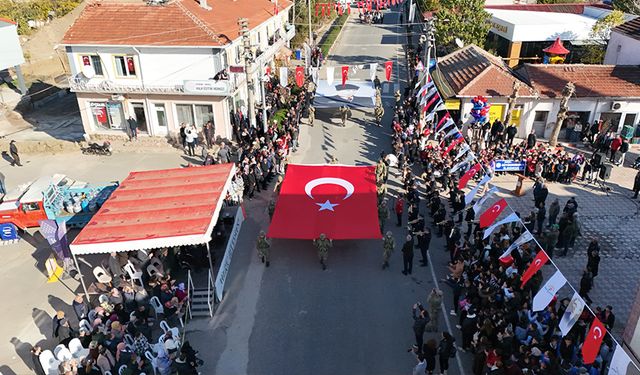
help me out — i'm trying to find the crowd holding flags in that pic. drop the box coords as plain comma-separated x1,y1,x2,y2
411,50,638,371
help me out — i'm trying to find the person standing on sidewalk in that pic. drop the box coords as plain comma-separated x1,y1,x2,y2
412,303,429,352
9,140,22,166
579,269,593,305
547,198,560,227
437,332,456,375
395,196,405,227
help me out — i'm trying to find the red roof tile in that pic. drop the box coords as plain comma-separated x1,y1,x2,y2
613,17,640,42
517,64,640,98
62,0,291,47
433,44,535,98
483,3,612,14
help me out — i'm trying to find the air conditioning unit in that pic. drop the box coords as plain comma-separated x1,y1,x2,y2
610,101,624,111
111,94,125,101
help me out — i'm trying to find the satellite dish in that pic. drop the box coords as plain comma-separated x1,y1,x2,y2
455,38,464,48
82,64,95,79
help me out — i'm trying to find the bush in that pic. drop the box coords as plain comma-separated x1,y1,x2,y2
0,0,82,35
320,14,348,57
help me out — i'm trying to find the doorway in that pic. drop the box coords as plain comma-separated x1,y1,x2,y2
532,110,548,137
131,102,148,133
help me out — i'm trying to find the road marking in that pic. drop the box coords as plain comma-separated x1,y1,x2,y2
426,251,466,375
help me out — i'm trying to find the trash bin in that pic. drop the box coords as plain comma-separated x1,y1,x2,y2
295,49,302,60
513,173,527,197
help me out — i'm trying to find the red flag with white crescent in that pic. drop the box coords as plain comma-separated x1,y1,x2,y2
479,198,507,228
442,136,463,157
295,66,304,87
384,61,393,81
583,318,606,364
520,250,549,288
458,163,482,190
341,66,349,87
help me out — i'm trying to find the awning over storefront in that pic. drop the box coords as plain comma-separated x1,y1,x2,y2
70,164,236,255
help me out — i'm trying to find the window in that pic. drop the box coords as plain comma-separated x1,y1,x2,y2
534,111,548,122
22,202,40,212
114,55,136,77
81,55,104,76
90,101,125,130
154,104,167,127
175,104,214,128
623,113,637,127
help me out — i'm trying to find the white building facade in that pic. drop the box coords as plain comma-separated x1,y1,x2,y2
62,0,294,140
604,18,640,65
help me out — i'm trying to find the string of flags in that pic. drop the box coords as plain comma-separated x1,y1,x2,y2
416,58,639,372
314,0,405,17
271,62,395,88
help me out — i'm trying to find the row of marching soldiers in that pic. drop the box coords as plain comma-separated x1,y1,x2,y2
255,174,334,271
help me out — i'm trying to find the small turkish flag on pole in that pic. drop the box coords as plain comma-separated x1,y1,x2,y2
458,163,482,190
479,198,507,228
295,66,304,87
583,318,606,364
384,61,393,81
341,66,349,87
521,250,549,288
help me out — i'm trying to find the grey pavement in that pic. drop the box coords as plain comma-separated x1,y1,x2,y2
188,8,469,375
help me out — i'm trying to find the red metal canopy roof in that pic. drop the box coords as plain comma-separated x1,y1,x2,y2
543,38,570,55
70,164,235,254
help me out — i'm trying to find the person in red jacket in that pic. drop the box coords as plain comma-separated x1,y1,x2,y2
609,135,622,163
395,196,404,227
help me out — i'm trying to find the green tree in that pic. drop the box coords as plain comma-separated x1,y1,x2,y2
614,0,639,15
433,0,491,53
581,10,625,64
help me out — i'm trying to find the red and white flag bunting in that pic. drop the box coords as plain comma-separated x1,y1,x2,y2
609,345,633,375
465,174,491,206
500,231,534,258
483,212,518,239
520,250,549,288
558,292,585,337
583,318,606,364
532,270,566,312
479,198,507,228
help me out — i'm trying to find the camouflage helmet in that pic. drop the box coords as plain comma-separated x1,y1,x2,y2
386,231,393,237
319,233,326,239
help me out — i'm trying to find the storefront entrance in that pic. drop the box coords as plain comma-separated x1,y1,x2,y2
131,102,148,133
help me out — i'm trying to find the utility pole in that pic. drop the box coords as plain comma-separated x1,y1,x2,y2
260,65,268,132
238,18,256,128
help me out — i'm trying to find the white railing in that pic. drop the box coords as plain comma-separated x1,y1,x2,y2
186,270,194,321
256,37,286,66
285,24,295,41
207,269,214,317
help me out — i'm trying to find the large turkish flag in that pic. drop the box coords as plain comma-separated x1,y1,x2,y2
267,164,381,240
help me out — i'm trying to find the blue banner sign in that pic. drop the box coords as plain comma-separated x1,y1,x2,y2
494,160,526,172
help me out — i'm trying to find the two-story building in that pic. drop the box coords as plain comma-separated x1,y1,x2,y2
61,0,294,140
604,17,640,65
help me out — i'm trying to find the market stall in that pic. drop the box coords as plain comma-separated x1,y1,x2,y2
69,164,237,300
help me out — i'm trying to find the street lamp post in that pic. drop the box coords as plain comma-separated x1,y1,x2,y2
238,18,257,128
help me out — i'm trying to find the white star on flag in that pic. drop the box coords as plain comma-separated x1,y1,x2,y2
316,200,339,211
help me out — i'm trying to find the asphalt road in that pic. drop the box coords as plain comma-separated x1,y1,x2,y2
190,8,470,375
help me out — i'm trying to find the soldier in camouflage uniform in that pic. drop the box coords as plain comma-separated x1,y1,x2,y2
382,231,395,269
426,288,442,332
313,233,332,270
339,106,349,127
376,182,387,204
308,106,315,127
374,105,384,127
378,200,389,233
375,158,387,185
267,199,276,221
256,231,271,267
394,89,401,105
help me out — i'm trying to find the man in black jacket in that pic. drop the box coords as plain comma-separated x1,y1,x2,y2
526,130,537,150
412,303,429,352
402,235,414,275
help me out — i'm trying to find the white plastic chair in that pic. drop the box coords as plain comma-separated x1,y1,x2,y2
149,296,164,317
69,338,89,359
159,320,180,341
53,344,65,359
147,264,162,278
79,318,92,333
56,347,73,361
93,266,112,284
124,334,134,349
104,372,112,375
124,261,144,287
145,351,158,375
118,365,127,375
39,349,60,375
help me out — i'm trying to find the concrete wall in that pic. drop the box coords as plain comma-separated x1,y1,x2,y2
604,31,640,65
0,23,24,69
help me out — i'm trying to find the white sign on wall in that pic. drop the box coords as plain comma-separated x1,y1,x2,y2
214,206,245,302
184,80,231,96
0,22,25,69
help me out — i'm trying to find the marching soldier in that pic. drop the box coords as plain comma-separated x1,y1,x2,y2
308,105,315,127
376,182,387,204
374,105,384,127
378,200,389,233
375,87,382,107
394,89,401,104
274,175,284,195
382,231,395,269
256,231,271,267
313,233,332,270
426,288,442,332
375,158,387,185
330,155,339,164
267,199,276,221
339,105,350,127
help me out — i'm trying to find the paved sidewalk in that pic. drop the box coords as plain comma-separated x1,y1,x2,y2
489,159,640,338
